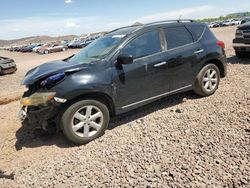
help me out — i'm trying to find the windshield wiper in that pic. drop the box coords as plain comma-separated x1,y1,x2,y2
62,54,75,62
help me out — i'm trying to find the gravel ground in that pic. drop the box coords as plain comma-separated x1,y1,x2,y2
0,26,249,187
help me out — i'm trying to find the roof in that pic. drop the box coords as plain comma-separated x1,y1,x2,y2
107,19,199,36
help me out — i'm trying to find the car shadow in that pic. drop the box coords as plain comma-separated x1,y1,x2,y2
15,91,199,149
15,125,75,150
227,55,250,64
108,91,199,130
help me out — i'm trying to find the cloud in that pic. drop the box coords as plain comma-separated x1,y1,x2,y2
66,21,79,28
0,16,101,40
135,6,214,22
106,6,215,29
64,0,72,4
0,4,249,40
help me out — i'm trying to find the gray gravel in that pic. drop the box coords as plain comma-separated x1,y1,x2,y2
0,57,249,187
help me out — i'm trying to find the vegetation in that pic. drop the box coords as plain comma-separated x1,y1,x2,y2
196,12,250,23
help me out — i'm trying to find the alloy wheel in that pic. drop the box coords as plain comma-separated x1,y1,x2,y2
202,68,218,92
71,105,104,138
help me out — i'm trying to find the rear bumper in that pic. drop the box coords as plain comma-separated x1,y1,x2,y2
2,67,17,74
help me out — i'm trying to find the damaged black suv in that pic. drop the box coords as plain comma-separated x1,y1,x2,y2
19,20,227,144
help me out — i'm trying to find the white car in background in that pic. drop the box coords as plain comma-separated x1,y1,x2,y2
230,19,241,25
208,22,220,28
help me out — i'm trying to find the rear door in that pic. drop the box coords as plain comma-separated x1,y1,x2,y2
162,25,204,91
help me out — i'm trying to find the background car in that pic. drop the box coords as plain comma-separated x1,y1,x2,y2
0,56,17,75
208,22,220,28
37,43,68,54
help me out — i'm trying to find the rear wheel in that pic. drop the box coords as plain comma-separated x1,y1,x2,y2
61,100,110,144
62,47,66,51
235,51,246,58
44,50,49,54
0,67,3,75
194,64,220,97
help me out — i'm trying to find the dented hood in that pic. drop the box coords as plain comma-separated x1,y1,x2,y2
22,60,90,85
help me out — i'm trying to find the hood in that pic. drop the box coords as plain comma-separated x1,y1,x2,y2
22,60,91,85
0,57,14,64
238,22,250,30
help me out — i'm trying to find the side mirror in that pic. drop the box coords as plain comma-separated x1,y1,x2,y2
116,54,133,65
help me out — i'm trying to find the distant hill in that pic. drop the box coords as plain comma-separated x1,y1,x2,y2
197,11,250,23
0,35,77,47
227,12,250,17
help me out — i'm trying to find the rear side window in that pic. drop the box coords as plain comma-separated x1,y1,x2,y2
186,24,205,41
164,26,193,50
122,30,161,59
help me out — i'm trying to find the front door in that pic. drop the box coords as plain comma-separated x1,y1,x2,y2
113,29,168,108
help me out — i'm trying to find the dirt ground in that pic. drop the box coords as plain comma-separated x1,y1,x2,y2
0,26,249,187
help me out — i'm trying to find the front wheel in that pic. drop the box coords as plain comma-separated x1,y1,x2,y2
61,100,110,144
194,64,220,97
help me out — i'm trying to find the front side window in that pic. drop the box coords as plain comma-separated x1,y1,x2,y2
164,26,193,50
121,30,161,59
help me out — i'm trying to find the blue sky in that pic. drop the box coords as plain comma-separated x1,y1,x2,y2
0,0,250,39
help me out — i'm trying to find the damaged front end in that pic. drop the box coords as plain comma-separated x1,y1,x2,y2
19,79,67,131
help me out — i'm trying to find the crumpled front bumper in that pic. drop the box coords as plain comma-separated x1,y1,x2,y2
18,102,61,130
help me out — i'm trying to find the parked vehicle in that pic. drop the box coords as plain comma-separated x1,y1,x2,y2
32,44,43,52
37,44,68,54
0,56,17,75
20,44,37,53
222,20,233,26
230,19,241,25
68,40,86,48
208,22,220,28
240,17,250,25
19,20,227,144
233,22,250,58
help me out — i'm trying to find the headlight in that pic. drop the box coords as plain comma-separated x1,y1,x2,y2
20,92,56,106
41,72,65,86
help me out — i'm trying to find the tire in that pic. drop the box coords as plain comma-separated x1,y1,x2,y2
235,51,246,58
44,50,49,54
62,48,66,51
194,64,220,97
61,100,110,144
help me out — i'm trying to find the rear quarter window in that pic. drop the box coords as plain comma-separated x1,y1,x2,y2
164,26,194,50
185,24,206,41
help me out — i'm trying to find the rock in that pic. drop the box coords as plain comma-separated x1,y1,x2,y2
175,109,184,113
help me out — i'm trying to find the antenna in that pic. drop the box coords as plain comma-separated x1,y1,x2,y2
178,15,182,22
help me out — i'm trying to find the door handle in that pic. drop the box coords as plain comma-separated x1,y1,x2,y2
194,49,204,54
154,61,167,68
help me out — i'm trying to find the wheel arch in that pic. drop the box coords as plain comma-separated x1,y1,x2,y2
204,58,226,78
63,92,116,116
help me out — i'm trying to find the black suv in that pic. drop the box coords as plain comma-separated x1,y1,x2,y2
233,22,250,58
19,20,227,144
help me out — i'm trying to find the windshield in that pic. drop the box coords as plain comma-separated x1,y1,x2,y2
68,35,125,64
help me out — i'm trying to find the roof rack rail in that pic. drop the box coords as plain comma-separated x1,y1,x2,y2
145,19,194,26
107,25,142,34
107,19,194,35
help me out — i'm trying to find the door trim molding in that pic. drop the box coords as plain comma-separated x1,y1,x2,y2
121,84,192,109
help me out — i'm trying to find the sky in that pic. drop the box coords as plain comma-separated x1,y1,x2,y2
0,0,250,40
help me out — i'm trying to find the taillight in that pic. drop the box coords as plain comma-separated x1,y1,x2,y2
217,41,225,49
